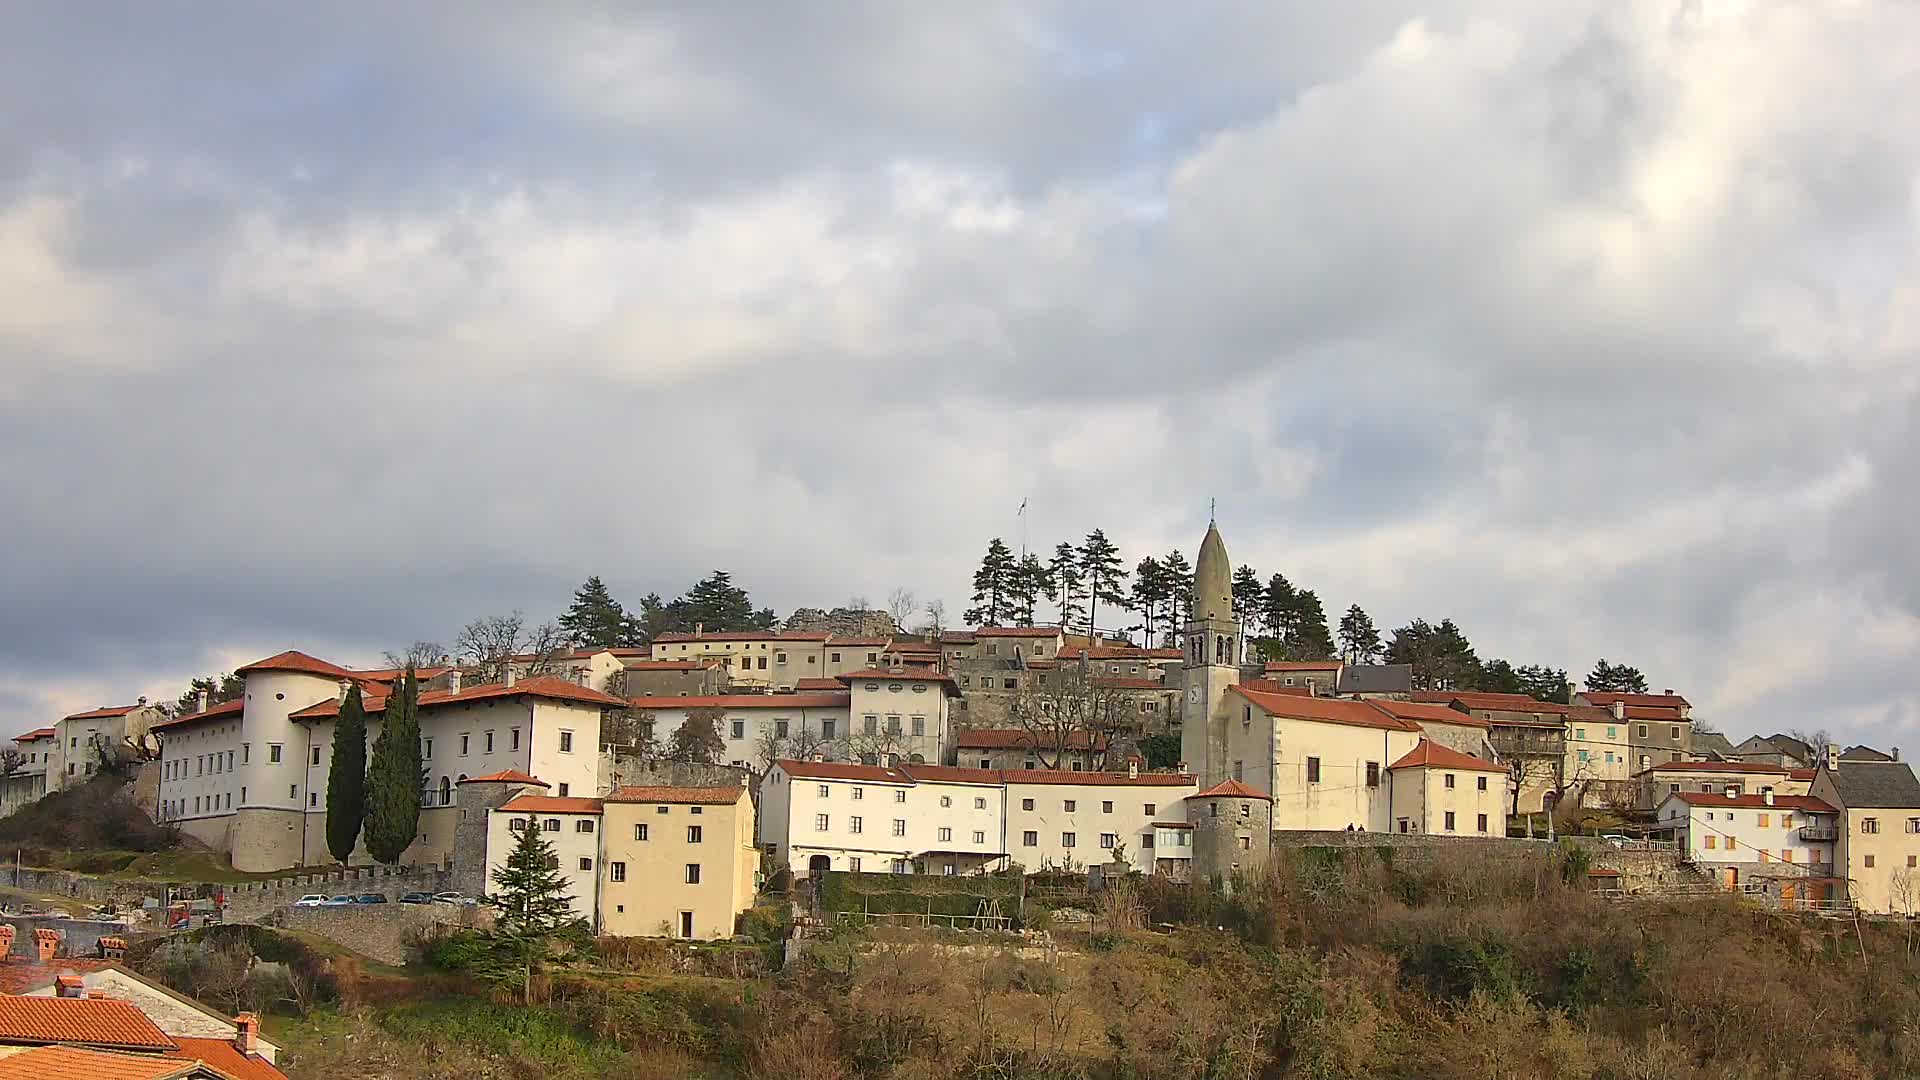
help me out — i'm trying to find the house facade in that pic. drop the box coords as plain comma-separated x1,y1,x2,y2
1806,748,1920,915
1654,790,1840,900
1387,740,1508,836
1632,760,1791,812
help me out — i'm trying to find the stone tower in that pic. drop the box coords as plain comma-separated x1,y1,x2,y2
1187,779,1273,885
451,772,549,897
1181,521,1242,786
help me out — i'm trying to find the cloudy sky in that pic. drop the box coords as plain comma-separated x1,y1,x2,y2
3,2,1917,749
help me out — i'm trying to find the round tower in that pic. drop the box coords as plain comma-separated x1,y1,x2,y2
1187,779,1272,886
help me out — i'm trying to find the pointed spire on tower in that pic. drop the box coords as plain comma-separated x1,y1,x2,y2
1193,520,1232,623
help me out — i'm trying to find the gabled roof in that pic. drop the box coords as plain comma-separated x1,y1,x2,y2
973,627,1064,638
167,1038,288,1080
1229,686,1422,732
1367,699,1490,729
1621,705,1686,721
1633,760,1788,777
457,770,548,787
778,759,911,784
606,786,746,805
1822,760,1920,809
12,728,55,743
1264,661,1342,672
1238,680,1313,696
792,677,844,691
1388,740,1506,773
1074,646,1182,660
0,1045,217,1080
1001,769,1194,787
233,650,355,680
954,728,1107,752
498,795,604,815
1665,791,1836,813
0,994,177,1051
1336,663,1414,694
1841,745,1894,762
1414,691,1571,715
836,668,962,697
1194,779,1270,800
150,699,246,732
290,676,626,720
651,631,829,643
1581,691,1690,709
0,959,116,996
61,705,145,722
620,659,726,672
901,764,1004,785
622,693,850,711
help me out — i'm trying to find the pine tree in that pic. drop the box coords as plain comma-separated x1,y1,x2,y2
1230,565,1264,635
1587,659,1649,694
1160,549,1194,635
1048,542,1084,630
1338,604,1383,664
557,575,636,648
1386,619,1481,692
1290,589,1335,660
1129,556,1167,647
965,538,1018,626
483,820,585,1005
324,684,369,864
1262,573,1298,648
1008,554,1050,626
1079,530,1127,639
1517,664,1571,704
363,668,423,864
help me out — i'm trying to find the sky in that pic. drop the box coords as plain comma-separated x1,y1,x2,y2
3,2,1917,750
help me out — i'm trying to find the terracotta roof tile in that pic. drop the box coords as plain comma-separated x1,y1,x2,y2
651,631,829,643
1230,686,1422,732
1074,646,1182,660
0,960,116,996
1001,769,1194,787
456,770,548,787
232,650,355,680
291,676,626,720
1621,705,1687,721
973,627,1064,638
0,994,177,1051
150,699,245,732
954,729,1108,752
619,659,725,671
60,705,144,722
168,1038,288,1080
605,786,745,805
900,764,1003,785
1194,779,1270,800
792,677,844,691
1634,760,1789,776
1239,680,1312,696
1263,661,1343,672
1388,740,1507,772
1581,691,1691,708
1667,792,1836,812
0,1045,207,1080
11,728,55,743
1414,691,1571,715
624,693,850,711
777,760,911,783
1368,699,1492,729
497,795,604,814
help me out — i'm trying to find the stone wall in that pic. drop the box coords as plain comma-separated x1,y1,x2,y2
4,866,170,907
222,865,451,922
603,759,753,790
261,902,489,966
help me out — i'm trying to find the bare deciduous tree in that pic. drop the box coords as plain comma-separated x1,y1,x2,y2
848,723,913,766
455,611,569,685
886,588,918,632
0,747,23,779
1007,667,1132,770
382,640,448,670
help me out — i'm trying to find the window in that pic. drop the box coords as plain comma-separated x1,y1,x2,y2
1757,814,1769,828
685,864,701,884
543,818,560,832
1366,762,1380,787
731,720,746,740
1477,814,1488,833
634,823,649,841
1004,678,1018,689
1023,830,1038,846
974,796,987,810
774,719,789,738
893,790,906,803
864,716,878,735
886,716,901,734
558,783,569,797
579,857,593,871
268,744,282,763
831,652,841,663
892,819,906,837
460,735,470,756
1864,818,1881,834
938,827,952,842
576,819,594,833
1022,798,1035,811
850,816,863,834
822,719,836,739
511,728,520,750
1782,849,1795,863
1908,818,1920,834
1865,854,1876,868
849,857,862,872
940,795,952,808
818,784,831,798
1064,800,1077,812
610,862,626,882
1444,811,1456,832
1575,728,1586,741
1062,832,1077,848
1477,776,1488,791
1444,774,1456,789
757,657,767,670
1705,835,1716,850
776,652,787,664
973,830,985,844
289,784,297,799
1637,725,1648,738
311,746,322,766
1141,833,1154,849
687,825,703,843
1306,757,1321,784
1670,726,1681,740
1144,803,1157,816
1102,801,1114,814
559,731,573,753
850,787,863,801
1100,833,1117,849
815,814,830,831
243,744,250,764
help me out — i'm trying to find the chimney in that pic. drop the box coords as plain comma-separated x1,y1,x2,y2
1128,757,1140,780
98,936,126,960
448,669,463,695
34,929,60,964
1664,688,1675,697
0,924,14,958
1565,680,1578,704
505,666,518,689
337,680,350,704
137,696,147,706
234,1012,260,1054
1827,744,1841,771
196,689,210,714
1896,748,1903,762
440,653,451,666
55,975,85,998
695,622,705,638
1764,789,1775,806
1724,785,1739,800
1610,701,1625,720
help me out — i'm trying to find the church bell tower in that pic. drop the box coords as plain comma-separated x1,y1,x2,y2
1181,519,1242,786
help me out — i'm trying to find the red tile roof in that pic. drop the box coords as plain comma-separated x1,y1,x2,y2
606,786,746,805
1230,686,1422,732
1621,706,1687,721
150,699,246,732
1239,680,1312,696
1194,779,1270,800
901,764,1004,785
792,678,844,691
836,668,962,697
652,631,829,643
1388,740,1507,773
1582,691,1691,708
1001,769,1193,787
233,650,355,680
623,693,850,711
777,759,912,784
290,676,626,720
954,729,1108,752
1667,792,1836,813
1789,768,1817,781
829,637,897,648
1414,691,1571,715
168,1037,288,1080
1075,647,1182,660
457,770,548,787
498,795,604,815
60,705,144,722
11,728,55,743
0,1045,208,1080
0,960,115,996
0,994,177,1051
1368,699,1492,729
1090,677,1168,691
973,627,1064,638
619,659,724,671
346,666,452,683
1634,760,1789,776
1263,661,1343,672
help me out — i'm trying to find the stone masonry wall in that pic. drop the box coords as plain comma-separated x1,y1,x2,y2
261,902,489,966
223,865,451,922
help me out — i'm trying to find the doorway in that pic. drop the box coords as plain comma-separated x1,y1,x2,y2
808,854,831,876
679,911,695,938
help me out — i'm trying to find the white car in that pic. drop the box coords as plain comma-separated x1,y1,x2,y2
292,894,329,908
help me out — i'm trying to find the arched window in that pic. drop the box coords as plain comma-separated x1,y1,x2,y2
438,776,451,806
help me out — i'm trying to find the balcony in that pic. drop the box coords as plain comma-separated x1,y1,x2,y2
1799,824,1837,842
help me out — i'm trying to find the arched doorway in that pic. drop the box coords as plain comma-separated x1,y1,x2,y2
809,855,831,876
438,776,451,806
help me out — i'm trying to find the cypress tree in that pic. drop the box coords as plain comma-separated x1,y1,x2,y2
324,684,369,864
363,667,423,864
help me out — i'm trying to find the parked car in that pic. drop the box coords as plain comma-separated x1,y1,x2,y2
398,892,434,905
431,891,466,905
293,895,329,908
1600,834,1630,848
355,893,388,905
322,895,358,906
